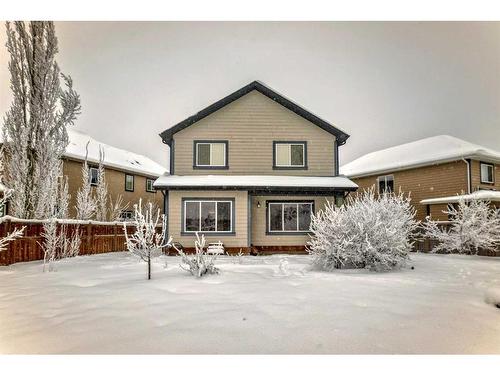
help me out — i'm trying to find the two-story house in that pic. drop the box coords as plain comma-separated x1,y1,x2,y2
341,135,500,221
154,81,358,254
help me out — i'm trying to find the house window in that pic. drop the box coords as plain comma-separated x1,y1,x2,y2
183,199,233,233
89,167,99,186
146,178,155,193
119,210,134,221
273,142,307,168
480,163,494,184
194,141,228,168
377,175,394,194
267,201,314,234
125,174,134,191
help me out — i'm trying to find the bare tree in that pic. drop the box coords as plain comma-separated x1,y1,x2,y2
0,149,24,251
75,142,96,220
95,146,108,221
123,199,171,280
109,194,129,221
2,21,81,219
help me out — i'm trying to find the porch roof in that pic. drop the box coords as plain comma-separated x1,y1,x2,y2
154,174,358,192
420,190,500,205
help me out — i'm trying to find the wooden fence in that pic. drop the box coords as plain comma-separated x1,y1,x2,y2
0,218,135,266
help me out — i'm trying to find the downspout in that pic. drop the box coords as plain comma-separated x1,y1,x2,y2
162,190,169,244
462,158,472,194
334,140,339,176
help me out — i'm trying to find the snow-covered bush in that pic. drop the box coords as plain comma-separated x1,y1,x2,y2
422,199,500,255
123,199,171,280
174,233,219,277
308,188,418,272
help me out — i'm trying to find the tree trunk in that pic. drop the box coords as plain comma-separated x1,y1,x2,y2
148,256,151,280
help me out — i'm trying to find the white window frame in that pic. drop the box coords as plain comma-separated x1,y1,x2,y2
274,143,306,167
89,167,99,186
268,202,313,233
125,174,134,191
146,178,155,192
480,163,494,184
183,200,233,233
377,175,394,194
195,142,227,167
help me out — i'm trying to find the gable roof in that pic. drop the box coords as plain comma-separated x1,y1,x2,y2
340,135,500,178
159,81,350,146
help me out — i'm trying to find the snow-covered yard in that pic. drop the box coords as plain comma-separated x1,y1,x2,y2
0,252,499,354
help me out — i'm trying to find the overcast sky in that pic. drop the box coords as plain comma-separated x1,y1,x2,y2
1,21,499,170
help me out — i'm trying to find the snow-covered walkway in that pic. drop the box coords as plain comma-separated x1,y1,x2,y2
0,253,499,354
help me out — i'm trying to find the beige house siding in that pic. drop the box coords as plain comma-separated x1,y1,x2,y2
168,190,248,248
250,195,334,247
63,158,163,219
172,90,336,176
351,161,469,221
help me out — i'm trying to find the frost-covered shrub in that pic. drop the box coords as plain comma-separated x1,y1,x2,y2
422,199,500,255
307,188,418,272
174,233,219,277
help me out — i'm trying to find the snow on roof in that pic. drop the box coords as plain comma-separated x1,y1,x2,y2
154,174,358,190
420,190,500,205
340,135,500,178
65,129,167,177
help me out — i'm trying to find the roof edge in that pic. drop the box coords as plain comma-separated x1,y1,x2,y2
159,81,350,145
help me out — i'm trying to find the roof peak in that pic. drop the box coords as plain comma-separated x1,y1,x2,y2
159,80,349,146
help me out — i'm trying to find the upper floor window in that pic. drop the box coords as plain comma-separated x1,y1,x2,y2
146,178,156,193
89,167,99,186
480,162,494,184
377,175,394,194
125,174,134,192
273,141,307,169
194,141,228,169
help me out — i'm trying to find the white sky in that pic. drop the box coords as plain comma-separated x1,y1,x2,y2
1,21,499,170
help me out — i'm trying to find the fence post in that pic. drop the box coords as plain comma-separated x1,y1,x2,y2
87,223,93,255
4,219,12,265
113,223,117,252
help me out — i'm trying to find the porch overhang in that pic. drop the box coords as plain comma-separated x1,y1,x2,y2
154,174,358,195
420,190,500,205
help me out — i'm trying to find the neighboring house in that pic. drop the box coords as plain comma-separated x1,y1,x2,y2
63,129,166,219
1,129,166,219
154,81,358,254
340,135,500,221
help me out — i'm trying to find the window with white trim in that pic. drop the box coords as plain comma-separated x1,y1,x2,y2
377,175,394,194
195,142,227,167
184,200,232,233
268,201,313,233
146,178,155,192
274,142,306,167
480,163,494,184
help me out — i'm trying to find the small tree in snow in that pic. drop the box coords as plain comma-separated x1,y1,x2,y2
308,188,418,272
174,233,220,277
422,199,500,255
123,199,170,280
76,142,96,220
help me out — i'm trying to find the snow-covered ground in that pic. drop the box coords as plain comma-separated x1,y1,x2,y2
0,253,499,354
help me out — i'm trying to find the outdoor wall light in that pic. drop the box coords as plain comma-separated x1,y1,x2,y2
257,201,261,208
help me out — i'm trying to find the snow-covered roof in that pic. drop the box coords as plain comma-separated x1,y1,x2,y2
340,135,500,178
65,129,167,177
420,190,500,205
154,174,358,190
